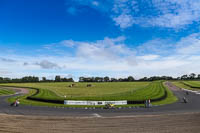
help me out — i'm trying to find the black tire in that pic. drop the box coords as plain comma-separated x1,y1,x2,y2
10,103,14,106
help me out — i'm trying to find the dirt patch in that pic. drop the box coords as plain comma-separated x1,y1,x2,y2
165,82,181,91
0,112,200,133
11,88,29,94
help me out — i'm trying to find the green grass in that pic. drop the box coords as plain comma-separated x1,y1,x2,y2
152,82,177,105
0,87,15,95
6,82,177,108
0,82,150,98
1,81,166,101
1,82,150,101
172,81,200,91
182,81,200,89
1,81,178,107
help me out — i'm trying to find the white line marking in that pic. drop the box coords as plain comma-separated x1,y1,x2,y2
182,88,200,95
92,113,102,118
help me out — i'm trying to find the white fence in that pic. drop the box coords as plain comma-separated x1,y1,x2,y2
64,100,127,105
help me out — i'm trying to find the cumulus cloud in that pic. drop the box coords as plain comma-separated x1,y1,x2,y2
0,69,12,75
37,34,200,78
66,0,200,29
56,36,134,61
137,39,174,55
113,14,135,29
137,55,160,61
176,33,200,55
0,57,16,62
2,33,200,79
35,60,61,69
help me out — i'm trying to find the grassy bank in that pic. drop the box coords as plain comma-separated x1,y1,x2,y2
0,81,177,107
0,87,15,95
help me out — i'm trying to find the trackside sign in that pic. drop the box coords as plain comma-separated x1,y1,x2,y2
64,100,127,105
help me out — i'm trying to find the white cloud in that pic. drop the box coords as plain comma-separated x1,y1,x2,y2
137,55,160,61
176,33,200,55
148,0,200,28
0,57,16,62
113,14,135,29
60,40,77,47
92,1,99,6
66,0,200,29
137,39,174,55
35,60,61,69
2,34,200,79
57,36,133,61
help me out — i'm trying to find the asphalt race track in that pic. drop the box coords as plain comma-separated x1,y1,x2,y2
0,82,200,117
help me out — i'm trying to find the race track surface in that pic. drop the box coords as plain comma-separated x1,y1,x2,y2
0,82,200,117
1,112,200,133
1,82,200,133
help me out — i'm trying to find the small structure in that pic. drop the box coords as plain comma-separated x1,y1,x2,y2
87,84,92,87
68,84,76,87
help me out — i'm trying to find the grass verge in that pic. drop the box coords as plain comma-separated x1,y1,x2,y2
0,87,15,95
172,81,200,91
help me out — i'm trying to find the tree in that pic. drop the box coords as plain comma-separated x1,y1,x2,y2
42,77,46,82
198,74,200,79
103,76,110,82
110,78,117,82
127,76,134,82
94,77,103,82
79,77,84,82
181,75,188,80
139,77,148,81
189,73,196,79
67,78,74,82
55,76,61,82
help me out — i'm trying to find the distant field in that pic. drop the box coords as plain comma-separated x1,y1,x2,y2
172,81,200,90
0,87,15,95
0,81,166,101
182,81,200,88
0,82,150,101
0,81,177,107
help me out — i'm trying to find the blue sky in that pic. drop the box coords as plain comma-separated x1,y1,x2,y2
1,0,200,80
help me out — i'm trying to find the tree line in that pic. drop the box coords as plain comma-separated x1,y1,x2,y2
79,76,173,82
0,73,200,83
79,76,135,82
177,73,200,80
0,76,74,83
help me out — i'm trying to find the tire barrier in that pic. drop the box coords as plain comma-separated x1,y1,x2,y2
127,90,167,104
27,97,64,104
181,82,200,88
27,88,64,104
